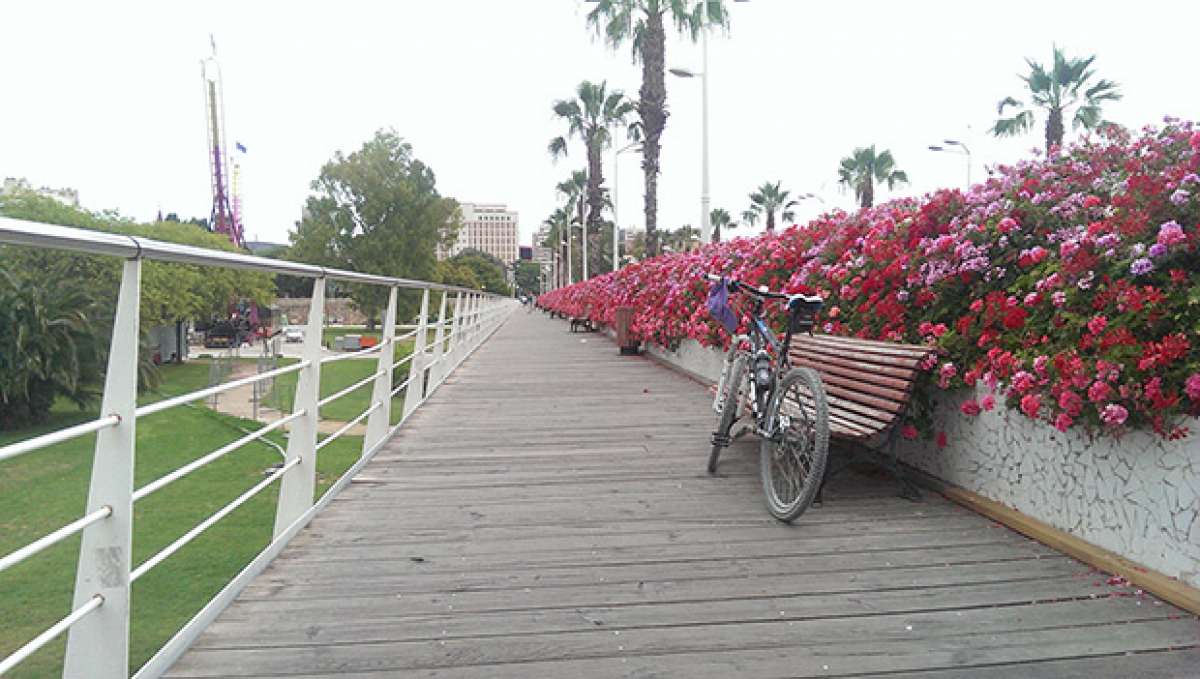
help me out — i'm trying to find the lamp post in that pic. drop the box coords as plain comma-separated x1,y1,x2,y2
612,141,641,272
928,139,971,187
669,58,710,244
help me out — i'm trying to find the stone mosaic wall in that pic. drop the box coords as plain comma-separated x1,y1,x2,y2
647,338,1200,589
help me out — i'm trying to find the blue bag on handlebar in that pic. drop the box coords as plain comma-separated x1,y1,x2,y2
706,277,738,333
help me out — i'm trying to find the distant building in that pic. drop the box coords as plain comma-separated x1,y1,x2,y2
439,202,519,264
1,177,79,206
518,245,533,261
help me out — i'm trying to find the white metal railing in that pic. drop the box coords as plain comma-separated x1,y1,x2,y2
0,217,517,678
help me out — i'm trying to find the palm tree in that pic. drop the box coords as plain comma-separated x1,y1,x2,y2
586,0,731,258
555,171,588,281
744,181,798,233
709,208,733,242
548,80,636,235
541,207,574,287
992,46,1121,155
837,146,908,209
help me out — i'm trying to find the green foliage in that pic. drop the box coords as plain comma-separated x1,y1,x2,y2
991,46,1122,153
514,261,542,295
447,249,511,295
837,145,909,209
288,129,458,323
745,181,798,232
0,267,104,429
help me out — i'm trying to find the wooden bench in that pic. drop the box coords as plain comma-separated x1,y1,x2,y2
787,334,938,501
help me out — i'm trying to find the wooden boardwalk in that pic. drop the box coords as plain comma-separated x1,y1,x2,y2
167,311,1200,678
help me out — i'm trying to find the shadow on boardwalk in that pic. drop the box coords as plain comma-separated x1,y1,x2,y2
167,312,1200,678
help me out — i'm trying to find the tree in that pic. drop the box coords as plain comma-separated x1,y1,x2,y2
555,171,588,282
709,207,733,242
745,181,798,233
587,0,731,258
447,249,510,296
992,46,1122,155
541,207,574,288
837,145,909,209
514,261,542,295
548,81,636,236
289,129,459,324
661,224,700,252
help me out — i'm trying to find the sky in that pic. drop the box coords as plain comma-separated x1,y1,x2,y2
3,1,1199,248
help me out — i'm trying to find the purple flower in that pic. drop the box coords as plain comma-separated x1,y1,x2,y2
1170,189,1190,206
1158,221,1187,247
1130,258,1155,276
1148,243,1168,258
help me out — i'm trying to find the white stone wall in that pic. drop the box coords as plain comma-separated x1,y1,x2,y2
643,337,1200,589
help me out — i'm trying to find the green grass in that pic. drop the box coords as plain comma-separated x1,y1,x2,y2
0,361,363,678
321,325,379,348
271,338,423,425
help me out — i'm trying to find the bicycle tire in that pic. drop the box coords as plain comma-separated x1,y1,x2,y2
760,367,830,522
709,354,748,474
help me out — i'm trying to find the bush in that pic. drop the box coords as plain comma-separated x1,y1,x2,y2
540,120,1200,441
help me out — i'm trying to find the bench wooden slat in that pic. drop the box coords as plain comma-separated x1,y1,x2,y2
798,335,933,361
792,356,915,392
793,361,912,402
793,348,922,380
824,382,905,417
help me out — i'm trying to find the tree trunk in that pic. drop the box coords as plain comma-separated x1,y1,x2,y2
586,138,604,278
712,223,720,243
639,8,668,258
861,178,874,209
1046,106,1064,155
765,211,775,233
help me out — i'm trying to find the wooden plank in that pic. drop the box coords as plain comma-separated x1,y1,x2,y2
162,311,1199,679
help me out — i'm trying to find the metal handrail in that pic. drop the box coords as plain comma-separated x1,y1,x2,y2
0,415,120,463
130,457,301,582
0,595,104,675
137,361,310,418
0,216,486,294
0,218,519,678
318,371,386,408
132,410,307,502
0,506,112,575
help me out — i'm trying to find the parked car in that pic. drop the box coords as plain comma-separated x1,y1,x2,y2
284,328,304,343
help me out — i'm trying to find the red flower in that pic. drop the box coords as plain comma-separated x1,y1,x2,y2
1002,307,1027,330
1058,390,1083,417
1083,195,1102,208
960,399,982,416
936,431,948,448
1020,393,1042,419
901,424,918,440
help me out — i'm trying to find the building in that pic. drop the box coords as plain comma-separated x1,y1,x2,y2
1,177,79,206
439,202,519,264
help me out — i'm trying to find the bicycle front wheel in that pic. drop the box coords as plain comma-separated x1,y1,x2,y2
709,354,748,474
760,367,830,522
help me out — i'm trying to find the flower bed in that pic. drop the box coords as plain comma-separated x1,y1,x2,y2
541,120,1200,441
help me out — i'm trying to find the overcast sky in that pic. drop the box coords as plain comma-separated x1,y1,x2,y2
3,1,1199,248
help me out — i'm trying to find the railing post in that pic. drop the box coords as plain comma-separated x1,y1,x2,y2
427,291,450,390
273,277,325,538
436,292,458,388
363,286,397,454
64,258,140,679
445,291,465,372
402,289,430,418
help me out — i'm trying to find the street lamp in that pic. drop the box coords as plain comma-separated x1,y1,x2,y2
929,139,971,187
612,141,641,272
669,59,710,245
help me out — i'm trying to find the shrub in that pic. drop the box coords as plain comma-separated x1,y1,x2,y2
541,119,1200,440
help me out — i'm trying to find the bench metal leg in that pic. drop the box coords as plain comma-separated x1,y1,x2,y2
886,428,922,501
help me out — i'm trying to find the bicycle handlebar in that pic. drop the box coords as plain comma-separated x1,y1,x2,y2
703,273,823,306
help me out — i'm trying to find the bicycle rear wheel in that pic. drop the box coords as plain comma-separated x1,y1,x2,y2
760,367,829,522
709,354,748,474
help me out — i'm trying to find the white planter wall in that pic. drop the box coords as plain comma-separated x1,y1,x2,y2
645,337,1200,589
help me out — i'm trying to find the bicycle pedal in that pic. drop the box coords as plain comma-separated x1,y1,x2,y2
710,432,731,447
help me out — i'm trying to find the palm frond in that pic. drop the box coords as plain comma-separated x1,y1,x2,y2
991,110,1035,137
996,96,1025,115
548,136,568,160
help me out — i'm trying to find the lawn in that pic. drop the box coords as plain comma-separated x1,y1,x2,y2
0,360,363,678
271,336,429,425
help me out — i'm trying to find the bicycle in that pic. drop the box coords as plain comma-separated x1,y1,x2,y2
704,274,831,523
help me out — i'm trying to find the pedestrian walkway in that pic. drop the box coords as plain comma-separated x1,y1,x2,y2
165,311,1200,678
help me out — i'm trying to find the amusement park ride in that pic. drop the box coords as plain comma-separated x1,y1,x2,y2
196,37,272,349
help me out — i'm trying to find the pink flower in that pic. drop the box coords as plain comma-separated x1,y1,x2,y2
1011,371,1035,393
1185,374,1200,402
1054,413,1073,432
1101,403,1128,426
1058,390,1083,417
1033,355,1049,376
960,399,982,416
1087,315,1108,335
1088,381,1113,403
901,424,919,440
997,217,1019,233
1020,393,1041,419
980,394,996,411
